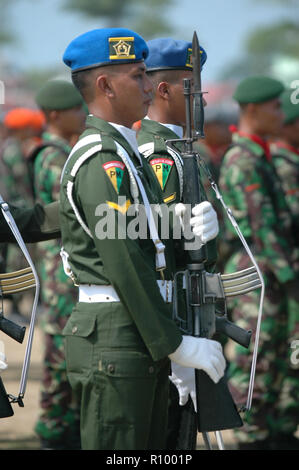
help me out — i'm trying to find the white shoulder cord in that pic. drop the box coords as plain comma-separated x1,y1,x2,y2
115,141,166,274
60,136,166,276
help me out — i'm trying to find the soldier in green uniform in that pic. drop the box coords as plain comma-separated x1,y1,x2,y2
219,76,299,450
270,88,299,233
32,80,86,449
59,27,225,450
0,201,60,244
0,108,41,322
136,38,220,447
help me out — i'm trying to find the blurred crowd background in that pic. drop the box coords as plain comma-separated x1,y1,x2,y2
1,0,299,114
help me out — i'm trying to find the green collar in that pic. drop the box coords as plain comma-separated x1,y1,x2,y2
141,119,182,141
85,115,136,158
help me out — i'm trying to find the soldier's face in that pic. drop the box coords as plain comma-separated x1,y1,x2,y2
283,117,299,147
108,63,153,127
169,70,193,126
58,105,86,137
255,98,284,137
167,70,207,127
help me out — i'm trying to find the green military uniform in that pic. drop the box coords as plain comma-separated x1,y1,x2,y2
137,119,221,448
271,142,299,225
219,79,299,447
32,80,84,449
138,119,218,270
0,201,60,244
33,132,80,448
270,88,299,235
0,136,36,317
60,114,182,450
1,137,34,209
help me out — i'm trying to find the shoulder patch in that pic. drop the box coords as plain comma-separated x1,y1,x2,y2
149,157,174,190
102,160,125,194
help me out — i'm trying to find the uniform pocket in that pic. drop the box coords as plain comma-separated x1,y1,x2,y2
99,350,157,378
63,311,97,374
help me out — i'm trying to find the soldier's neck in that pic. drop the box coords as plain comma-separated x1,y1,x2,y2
46,124,71,144
238,120,268,141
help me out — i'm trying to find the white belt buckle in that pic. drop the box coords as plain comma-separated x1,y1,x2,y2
79,285,120,303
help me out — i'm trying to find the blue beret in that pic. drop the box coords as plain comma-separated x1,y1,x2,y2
145,38,207,72
63,28,149,72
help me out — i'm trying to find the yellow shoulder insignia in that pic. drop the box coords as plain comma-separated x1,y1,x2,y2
163,192,176,204
106,199,131,214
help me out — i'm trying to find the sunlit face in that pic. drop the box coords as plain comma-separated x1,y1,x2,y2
108,62,153,127
168,70,193,126
166,70,207,127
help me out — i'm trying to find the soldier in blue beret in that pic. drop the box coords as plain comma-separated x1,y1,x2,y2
137,37,222,449
59,28,225,450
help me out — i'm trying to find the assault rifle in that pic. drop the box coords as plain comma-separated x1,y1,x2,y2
0,194,40,418
166,32,265,449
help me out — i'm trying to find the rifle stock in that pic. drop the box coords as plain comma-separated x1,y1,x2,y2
0,314,26,344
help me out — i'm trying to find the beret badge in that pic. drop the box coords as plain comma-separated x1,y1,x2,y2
109,37,136,60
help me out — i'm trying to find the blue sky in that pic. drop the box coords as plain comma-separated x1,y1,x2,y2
2,0,295,83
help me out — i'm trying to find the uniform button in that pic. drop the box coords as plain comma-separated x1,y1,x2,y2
149,366,154,374
107,364,115,373
72,326,78,334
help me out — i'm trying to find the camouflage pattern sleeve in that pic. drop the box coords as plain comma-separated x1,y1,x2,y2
219,146,297,283
271,144,299,224
34,148,67,204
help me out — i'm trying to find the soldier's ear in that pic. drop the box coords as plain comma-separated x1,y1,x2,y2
48,110,59,122
246,103,257,116
95,74,114,98
157,81,170,100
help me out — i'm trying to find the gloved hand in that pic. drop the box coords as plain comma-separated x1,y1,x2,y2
168,335,226,384
175,201,219,244
190,201,219,243
0,341,8,371
169,362,197,411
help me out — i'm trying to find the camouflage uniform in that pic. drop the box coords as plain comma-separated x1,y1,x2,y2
219,131,299,445
0,136,36,313
270,142,299,232
33,131,80,449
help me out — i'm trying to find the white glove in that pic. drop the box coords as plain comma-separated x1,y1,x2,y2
190,201,219,243
175,201,219,245
168,335,226,384
0,341,8,371
169,362,197,411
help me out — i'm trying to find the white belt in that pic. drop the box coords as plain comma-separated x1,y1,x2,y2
78,280,173,304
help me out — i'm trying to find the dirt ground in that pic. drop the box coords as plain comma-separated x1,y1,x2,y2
0,309,237,451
